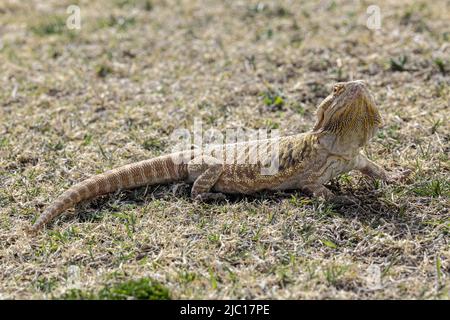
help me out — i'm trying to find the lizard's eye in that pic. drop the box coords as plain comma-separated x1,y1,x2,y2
333,84,343,94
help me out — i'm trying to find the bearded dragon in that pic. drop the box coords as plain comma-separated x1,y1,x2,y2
28,80,410,233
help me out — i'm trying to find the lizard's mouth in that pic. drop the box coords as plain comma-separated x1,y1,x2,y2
317,84,381,136
312,80,382,146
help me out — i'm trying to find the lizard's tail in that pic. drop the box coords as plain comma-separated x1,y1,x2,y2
27,154,188,234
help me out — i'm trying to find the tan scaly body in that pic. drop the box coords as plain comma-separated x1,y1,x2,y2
29,80,409,233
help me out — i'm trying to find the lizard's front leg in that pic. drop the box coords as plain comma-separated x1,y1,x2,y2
188,156,226,201
354,154,411,182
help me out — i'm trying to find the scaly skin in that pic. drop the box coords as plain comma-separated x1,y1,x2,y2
28,80,410,234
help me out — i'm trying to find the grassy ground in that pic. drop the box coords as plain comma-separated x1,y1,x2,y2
0,0,449,299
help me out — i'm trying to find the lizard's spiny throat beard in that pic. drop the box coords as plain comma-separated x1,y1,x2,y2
319,87,382,145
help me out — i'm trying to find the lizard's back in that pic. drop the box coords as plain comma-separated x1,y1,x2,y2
193,133,322,194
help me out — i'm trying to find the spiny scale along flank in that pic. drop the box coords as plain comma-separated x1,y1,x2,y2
29,80,410,234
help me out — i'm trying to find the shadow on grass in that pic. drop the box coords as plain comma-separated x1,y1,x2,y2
63,180,430,240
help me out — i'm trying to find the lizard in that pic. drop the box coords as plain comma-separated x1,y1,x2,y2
27,80,410,234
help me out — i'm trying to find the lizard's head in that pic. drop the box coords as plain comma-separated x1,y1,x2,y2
313,80,382,146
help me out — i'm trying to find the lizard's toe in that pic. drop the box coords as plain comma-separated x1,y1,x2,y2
386,169,412,183
24,224,39,236
329,195,361,206
194,192,227,202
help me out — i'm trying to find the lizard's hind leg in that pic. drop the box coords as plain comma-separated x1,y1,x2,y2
188,156,225,201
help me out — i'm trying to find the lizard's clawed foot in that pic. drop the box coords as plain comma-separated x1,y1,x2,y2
386,169,412,183
193,192,227,202
328,195,361,206
24,225,38,236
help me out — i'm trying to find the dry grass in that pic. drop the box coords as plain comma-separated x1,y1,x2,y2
0,0,449,299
